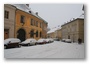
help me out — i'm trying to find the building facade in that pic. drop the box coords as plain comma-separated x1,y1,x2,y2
13,4,48,41
61,18,84,43
56,29,62,40
4,4,16,39
47,26,61,39
47,32,55,38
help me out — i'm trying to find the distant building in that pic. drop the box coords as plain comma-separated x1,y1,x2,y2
56,29,62,40
4,4,16,39
12,4,48,41
47,26,61,40
61,18,84,43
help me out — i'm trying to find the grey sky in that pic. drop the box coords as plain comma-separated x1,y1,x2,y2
30,4,83,29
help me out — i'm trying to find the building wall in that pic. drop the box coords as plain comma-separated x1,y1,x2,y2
47,29,62,40
57,29,62,40
78,19,84,42
47,32,56,38
4,4,16,39
42,22,48,38
15,10,47,41
61,19,84,43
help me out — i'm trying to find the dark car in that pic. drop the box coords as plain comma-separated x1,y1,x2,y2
4,38,21,49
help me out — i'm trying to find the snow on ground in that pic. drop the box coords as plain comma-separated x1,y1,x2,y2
4,41,85,58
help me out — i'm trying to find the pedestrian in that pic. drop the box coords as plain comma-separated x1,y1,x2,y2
78,38,82,44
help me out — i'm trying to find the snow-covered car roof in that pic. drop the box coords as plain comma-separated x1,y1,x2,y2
4,38,21,44
45,39,50,41
22,38,36,43
37,39,46,42
26,38,36,41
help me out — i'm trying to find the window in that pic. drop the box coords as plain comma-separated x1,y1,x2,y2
36,21,38,27
36,31,38,37
40,22,42,28
31,19,33,25
30,30,34,38
21,15,25,23
4,10,9,19
68,35,70,39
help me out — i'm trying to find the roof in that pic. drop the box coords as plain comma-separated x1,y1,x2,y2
47,26,61,34
11,4,48,24
61,14,84,27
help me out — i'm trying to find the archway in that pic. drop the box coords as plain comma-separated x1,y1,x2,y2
17,29,26,42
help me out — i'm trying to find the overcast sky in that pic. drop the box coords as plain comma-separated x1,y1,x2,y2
30,4,83,29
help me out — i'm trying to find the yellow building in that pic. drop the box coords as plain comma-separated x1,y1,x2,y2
13,4,48,41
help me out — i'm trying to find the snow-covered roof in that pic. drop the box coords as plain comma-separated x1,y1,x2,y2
78,14,84,19
61,14,84,27
11,4,47,24
47,26,61,34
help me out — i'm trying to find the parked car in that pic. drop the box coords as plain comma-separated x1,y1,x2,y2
36,39,47,44
45,39,50,43
21,38,37,46
49,38,54,43
61,39,66,42
65,39,72,43
4,38,21,49
46,38,54,43
53,38,60,41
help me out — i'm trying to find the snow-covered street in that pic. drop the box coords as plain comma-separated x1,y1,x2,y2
4,41,85,58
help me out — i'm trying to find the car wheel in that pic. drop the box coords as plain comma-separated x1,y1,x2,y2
4,46,7,49
35,43,37,45
18,45,21,48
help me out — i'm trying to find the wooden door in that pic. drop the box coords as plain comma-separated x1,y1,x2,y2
4,29,9,39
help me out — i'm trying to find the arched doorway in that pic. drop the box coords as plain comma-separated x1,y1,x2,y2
17,29,26,42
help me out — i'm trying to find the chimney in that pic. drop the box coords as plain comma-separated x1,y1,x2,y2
73,18,75,20
26,4,29,7
82,5,84,11
70,19,72,22
36,12,38,15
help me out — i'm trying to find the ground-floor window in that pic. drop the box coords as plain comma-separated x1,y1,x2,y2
36,31,38,37
30,30,34,38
